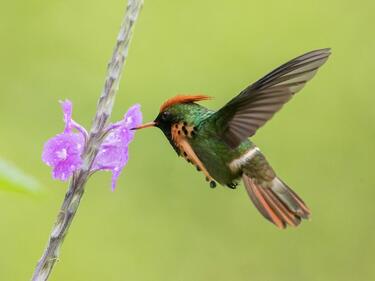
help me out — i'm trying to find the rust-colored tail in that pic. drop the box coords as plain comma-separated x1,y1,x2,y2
242,174,310,229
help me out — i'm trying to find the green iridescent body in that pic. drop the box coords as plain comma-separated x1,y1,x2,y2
167,103,258,185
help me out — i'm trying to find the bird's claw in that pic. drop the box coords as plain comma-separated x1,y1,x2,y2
226,182,238,189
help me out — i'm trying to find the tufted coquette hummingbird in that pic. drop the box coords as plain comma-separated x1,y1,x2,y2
133,49,331,228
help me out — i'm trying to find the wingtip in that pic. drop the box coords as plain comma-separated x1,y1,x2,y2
321,47,332,56
311,48,332,57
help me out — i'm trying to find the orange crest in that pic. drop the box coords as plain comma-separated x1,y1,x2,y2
160,95,211,112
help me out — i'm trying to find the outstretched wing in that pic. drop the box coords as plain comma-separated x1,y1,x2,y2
212,48,331,148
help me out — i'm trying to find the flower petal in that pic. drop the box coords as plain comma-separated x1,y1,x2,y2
121,103,143,143
124,103,143,129
42,133,84,181
60,100,73,133
93,104,142,190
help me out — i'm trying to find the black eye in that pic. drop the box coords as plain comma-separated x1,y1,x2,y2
161,111,170,120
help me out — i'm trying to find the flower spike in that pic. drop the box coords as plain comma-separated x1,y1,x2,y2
42,100,142,189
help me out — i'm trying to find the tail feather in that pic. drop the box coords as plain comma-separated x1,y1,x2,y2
283,183,311,217
262,188,302,226
244,176,285,228
243,174,310,229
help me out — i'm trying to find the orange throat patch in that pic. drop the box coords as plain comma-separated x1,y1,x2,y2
171,122,215,185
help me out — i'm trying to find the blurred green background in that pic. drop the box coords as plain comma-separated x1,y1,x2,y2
1,0,374,280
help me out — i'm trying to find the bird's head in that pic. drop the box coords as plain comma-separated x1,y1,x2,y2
132,95,211,135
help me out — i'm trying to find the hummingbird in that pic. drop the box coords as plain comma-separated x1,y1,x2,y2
133,49,331,228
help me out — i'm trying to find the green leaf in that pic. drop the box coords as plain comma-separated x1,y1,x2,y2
0,159,41,193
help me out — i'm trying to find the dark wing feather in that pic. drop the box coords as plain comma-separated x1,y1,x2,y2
213,48,331,148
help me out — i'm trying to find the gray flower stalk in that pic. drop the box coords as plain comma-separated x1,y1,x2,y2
31,1,144,280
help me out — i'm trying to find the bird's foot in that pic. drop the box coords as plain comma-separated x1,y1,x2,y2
226,182,238,189
209,181,217,188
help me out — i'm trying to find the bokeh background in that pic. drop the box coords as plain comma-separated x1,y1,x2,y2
1,0,374,280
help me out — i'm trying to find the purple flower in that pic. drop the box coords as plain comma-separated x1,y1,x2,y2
42,100,86,181
42,100,142,190
123,103,143,140
93,104,142,190
42,133,84,181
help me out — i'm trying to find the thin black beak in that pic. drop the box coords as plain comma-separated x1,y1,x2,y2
131,121,157,130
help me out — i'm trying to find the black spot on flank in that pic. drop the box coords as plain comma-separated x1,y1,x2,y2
183,121,187,126
175,124,178,128
196,166,201,171
191,131,196,138
210,181,217,188
183,152,187,157
182,127,188,135
178,130,181,135
187,159,191,163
